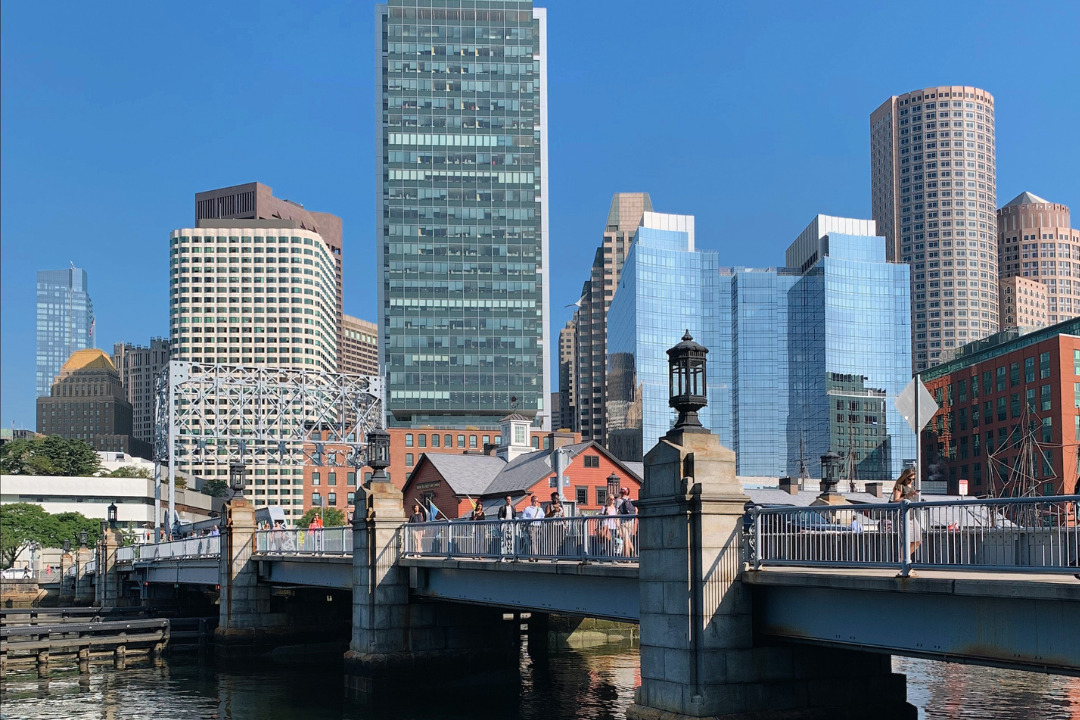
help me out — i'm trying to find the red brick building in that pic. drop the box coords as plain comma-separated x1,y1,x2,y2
920,318,1080,497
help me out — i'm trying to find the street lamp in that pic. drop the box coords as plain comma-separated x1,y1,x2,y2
820,452,841,495
108,502,118,529
229,463,247,497
78,529,88,549
607,472,621,504
667,330,709,431
366,428,391,485
63,539,71,554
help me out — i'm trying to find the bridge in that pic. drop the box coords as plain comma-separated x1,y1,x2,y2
97,426,1080,720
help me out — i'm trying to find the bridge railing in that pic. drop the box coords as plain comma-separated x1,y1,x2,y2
254,527,352,556
749,495,1080,574
135,536,221,561
116,546,136,563
402,516,638,563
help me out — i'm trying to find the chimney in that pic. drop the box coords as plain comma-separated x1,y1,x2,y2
551,430,578,450
865,482,883,498
779,476,798,495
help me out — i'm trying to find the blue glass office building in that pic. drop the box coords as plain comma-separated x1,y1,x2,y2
376,0,550,429
607,215,913,482
36,268,95,397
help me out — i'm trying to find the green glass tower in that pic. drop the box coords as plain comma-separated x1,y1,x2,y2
377,0,550,429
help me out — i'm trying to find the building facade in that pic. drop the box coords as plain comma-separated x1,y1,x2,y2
572,193,653,443
341,314,379,377
168,220,339,521
36,267,95,397
36,349,152,459
997,191,1080,326
871,86,998,372
195,182,344,367
920,318,1080,497
999,276,1049,330
606,212,720,461
376,0,550,429
557,319,576,430
606,214,914,482
112,338,170,444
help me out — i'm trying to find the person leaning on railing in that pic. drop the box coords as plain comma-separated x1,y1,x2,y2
891,468,922,557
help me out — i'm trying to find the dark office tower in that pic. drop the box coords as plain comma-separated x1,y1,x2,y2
36,267,95,397
557,320,576,431
572,193,651,443
112,338,171,444
871,86,998,372
36,349,152,459
377,0,550,429
195,182,345,368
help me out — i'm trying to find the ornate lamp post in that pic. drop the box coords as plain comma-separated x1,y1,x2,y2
107,502,118,529
667,330,709,432
229,463,248,496
820,452,841,495
79,529,88,549
607,472,621,504
63,539,71,554
366,428,391,485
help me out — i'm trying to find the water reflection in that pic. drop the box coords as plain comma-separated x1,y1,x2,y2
1,650,1077,720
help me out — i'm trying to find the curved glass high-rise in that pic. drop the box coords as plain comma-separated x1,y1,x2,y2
377,0,550,429
871,85,998,372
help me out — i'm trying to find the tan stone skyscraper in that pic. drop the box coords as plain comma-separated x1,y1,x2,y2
871,86,998,371
572,192,652,443
997,192,1080,325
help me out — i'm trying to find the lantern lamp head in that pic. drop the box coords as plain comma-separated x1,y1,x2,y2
107,502,118,528
667,330,709,431
229,463,247,493
820,452,841,494
366,428,391,484
78,529,88,548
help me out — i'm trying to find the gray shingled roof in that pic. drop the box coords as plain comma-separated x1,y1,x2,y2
484,450,555,496
420,453,504,497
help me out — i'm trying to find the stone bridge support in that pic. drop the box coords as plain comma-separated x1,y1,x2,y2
95,526,125,607
628,426,915,720
344,477,518,703
215,499,286,655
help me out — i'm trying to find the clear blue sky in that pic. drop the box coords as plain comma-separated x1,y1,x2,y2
2,0,1078,429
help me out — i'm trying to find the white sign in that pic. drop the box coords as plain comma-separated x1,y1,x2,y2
895,376,939,434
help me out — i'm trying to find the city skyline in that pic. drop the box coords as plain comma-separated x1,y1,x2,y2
3,0,1080,427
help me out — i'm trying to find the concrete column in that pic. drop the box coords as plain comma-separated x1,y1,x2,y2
628,427,915,720
59,553,73,602
344,478,517,703
96,527,124,607
75,547,93,605
215,498,282,655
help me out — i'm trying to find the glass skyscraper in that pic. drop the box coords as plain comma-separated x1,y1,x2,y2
376,0,550,429
607,215,914,482
606,212,720,461
36,267,95,397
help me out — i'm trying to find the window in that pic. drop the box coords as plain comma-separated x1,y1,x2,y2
445,434,452,448
1042,417,1053,443
328,492,337,506
432,434,440,448
576,487,587,505
418,434,426,448
312,492,322,506
1041,385,1051,411
997,397,1006,421
982,371,992,394
312,472,321,486
583,455,599,468
958,379,967,403
1075,349,1080,376
328,471,337,486
347,491,355,505
1009,363,1019,388
347,472,356,486
1040,352,1051,379
457,434,465,448
1010,393,1020,418
405,433,413,447
364,471,372,484
596,487,608,505
1024,357,1035,383
1026,389,1036,412
469,435,477,449
406,453,414,466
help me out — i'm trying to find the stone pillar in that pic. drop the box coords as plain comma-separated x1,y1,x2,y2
215,498,281,655
75,547,93,605
96,527,124,607
344,478,517,703
628,427,915,720
60,552,73,602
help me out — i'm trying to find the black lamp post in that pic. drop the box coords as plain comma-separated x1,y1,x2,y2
78,529,88,549
63,539,71,554
820,452,841,495
607,472,621,503
667,330,709,432
366,428,391,485
229,463,247,495
108,502,118,529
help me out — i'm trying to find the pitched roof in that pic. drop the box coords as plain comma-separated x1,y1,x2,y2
416,453,504,497
1002,191,1051,208
484,449,555,496
499,413,531,422
59,349,116,375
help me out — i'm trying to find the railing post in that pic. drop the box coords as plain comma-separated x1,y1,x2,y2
752,509,762,570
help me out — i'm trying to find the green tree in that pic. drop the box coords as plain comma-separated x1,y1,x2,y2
0,504,101,568
296,507,347,528
48,512,103,550
202,478,229,497
106,465,152,478
0,436,100,476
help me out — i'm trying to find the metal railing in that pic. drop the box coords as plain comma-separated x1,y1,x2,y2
402,515,638,564
116,546,136,563
134,536,221,561
749,495,1080,575
255,527,352,556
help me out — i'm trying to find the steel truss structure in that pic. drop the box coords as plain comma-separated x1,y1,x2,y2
152,361,382,537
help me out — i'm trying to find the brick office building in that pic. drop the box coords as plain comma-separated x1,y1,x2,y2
920,318,1080,496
